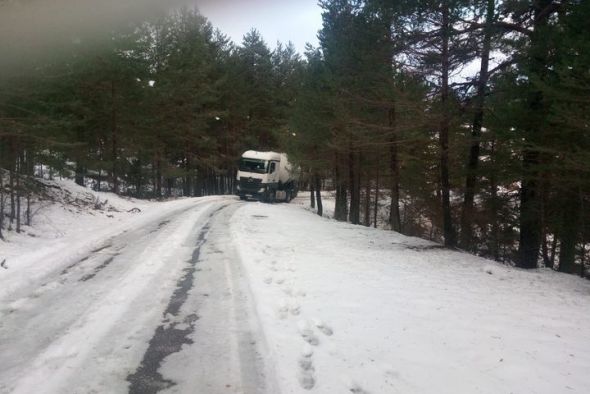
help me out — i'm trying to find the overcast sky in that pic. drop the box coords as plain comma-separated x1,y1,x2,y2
195,0,323,52
0,0,323,73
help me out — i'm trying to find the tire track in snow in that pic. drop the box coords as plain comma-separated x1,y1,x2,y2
127,205,227,394
60,242,114,275
78,253,120,282
64,217,175,283
0,199,231,394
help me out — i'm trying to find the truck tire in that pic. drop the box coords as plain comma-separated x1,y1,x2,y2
262,190,272,203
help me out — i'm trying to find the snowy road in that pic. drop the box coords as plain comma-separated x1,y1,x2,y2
2,187,590,394
0,198,273,394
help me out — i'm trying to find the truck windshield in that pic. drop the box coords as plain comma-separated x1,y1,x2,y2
239,158,268,174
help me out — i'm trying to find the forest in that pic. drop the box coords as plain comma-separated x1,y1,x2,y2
1,0,589,277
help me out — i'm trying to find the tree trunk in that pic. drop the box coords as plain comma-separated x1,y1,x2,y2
389,106,401,232
135,157,142,198
489,155,500,261
155,155,162,199
440,3,457,248
363,175,371,227
151,159,156,197
349,150,361,224
111,80,119,194
97,169,102,192
519,149,542,268
166,177,173,197
459,0,494,250
75,161,85,187
348,150,355,223
310,173,315,209
558,187,580,273
26,193,31,227
334,155,348,221
374,165,380,228
16,157,21,233
540,171,552,267
517,0,552,269
184,156,192,197
9,167,14,227
315,174,323,217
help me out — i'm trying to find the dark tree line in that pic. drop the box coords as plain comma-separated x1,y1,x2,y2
1,2,589,277
288,0,590,277
0,8,302,233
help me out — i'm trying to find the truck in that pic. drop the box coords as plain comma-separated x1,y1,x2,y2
236,150,299,202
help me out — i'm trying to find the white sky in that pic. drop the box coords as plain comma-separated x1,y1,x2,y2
195,0,323,52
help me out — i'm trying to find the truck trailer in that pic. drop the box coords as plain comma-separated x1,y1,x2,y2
236,151,298,202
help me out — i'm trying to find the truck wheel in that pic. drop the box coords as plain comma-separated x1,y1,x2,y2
285,191,291,203
262,191,270,203
270,190,277,203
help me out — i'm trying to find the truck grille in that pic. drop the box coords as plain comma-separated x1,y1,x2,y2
239,177,262,192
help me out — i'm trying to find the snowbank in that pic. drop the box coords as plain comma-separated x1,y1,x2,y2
0,179,205,300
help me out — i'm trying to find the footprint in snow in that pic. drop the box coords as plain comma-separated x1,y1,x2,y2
283,287,306,297
313,318,334,336
298,369,316,390
275,277,285,285
298,354,313,371
263,276,273,285
301,329,319,346
298,345,316,390
342,376,370,394
298,320,320,346
301,344,314,358
277,300,289,320
282,287,294,296
349,384,370,394
289,301,301,316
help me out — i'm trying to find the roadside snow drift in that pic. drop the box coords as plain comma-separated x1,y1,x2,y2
231,202,590,394
0,179,206,300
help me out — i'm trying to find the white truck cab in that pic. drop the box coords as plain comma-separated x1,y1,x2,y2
236,150,298,202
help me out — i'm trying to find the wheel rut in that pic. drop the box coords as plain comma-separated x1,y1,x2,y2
126,204,228,394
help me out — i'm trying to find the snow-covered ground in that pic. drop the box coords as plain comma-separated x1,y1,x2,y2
0,179,209,300
1,180,589,394
290,191,337,220
232,202,590,394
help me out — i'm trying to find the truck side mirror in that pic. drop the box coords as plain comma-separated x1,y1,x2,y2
269,162,276,174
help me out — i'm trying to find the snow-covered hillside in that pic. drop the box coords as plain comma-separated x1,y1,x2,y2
0,179,203,300
1,180,589,394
